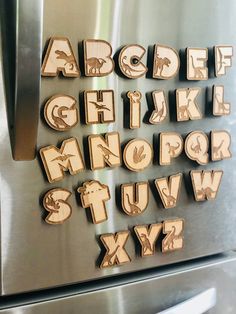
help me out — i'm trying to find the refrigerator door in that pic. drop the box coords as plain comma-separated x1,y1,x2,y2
1,0,236,295
0,253,236,313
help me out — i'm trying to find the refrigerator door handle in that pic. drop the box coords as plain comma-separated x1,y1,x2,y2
157,287,216,314
1,0,44,160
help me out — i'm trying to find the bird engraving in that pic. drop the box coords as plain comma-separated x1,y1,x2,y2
51,154,75,162
89,101,111,111
97,144,119,160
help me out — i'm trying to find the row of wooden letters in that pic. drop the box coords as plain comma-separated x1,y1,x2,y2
39,131,231,183
43,185,185,268
43,182,185,267
43,170,222,226
97,219,184,268
41,37,233,79
43,86,230,132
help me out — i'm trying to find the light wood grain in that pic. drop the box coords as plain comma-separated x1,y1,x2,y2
121,182,149,216
41,37,80,77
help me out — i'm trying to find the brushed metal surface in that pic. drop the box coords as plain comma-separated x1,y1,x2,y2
1,253,236,313
1,0,236,295
0,0,44,160
157,288,216,314
13,0,44,160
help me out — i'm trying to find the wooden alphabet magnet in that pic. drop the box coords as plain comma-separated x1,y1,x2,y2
100,231,131,268
121,182,149,216
155,173,182,209
127,91,142,129
162,219,184,253
212,85,230,116
40,138,85,183
119,44,147,78
43,188,72,224
149,90,168,124
211,130,232,161
134,223,162,256
44,94,78,131
190,170,223,201
88,132,121,170
153,44,180,79
160,132,183,165
187,48,208,80
84,39,114,76
215,45,233,77
123,139,153,171
78,180,110,224
185,131,209,165
84,90,115,124
176,88,202,122
41,37,80,77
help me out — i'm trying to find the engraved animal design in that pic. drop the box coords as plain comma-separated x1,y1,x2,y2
163,226,176,250
51,154,75,162
86,57,106,74
196,187,215,199
190,55,205,79
103,245,120,266
140,234,152,253
178,99,191,119
45,193,68,211
51,103,76,129
97,144,119,160
45,192,60,210
162,188,176,207
191,136,202,154
89,101,111,111
55,50,76,70
121,56,143,76
212,140,224,158
133,146,146,163
166,142,180,156
215,93,230,114
154,54,171,77
151,101,165,122
126,194,141,214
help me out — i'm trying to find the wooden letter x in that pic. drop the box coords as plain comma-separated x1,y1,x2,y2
100,231,131,268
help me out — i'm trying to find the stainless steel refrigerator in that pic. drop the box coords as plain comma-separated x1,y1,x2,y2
1,0,236,313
